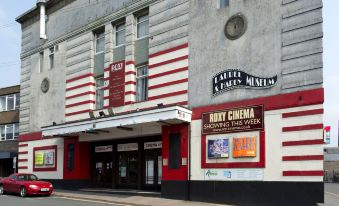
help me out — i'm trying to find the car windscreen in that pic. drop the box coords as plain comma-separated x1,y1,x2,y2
17,174,39,181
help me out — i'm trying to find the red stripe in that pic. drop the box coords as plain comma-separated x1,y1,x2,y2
149,55,188,69
18,151,28,155
125,101,135,105
66,91,96,100
282,139,323,146
66,82,95,91
104,77,109,81
65,109,92,117
18,144,28,147
104,96,109,100
283,170,323,176
126,61,135,65
149,67,188,79
126,71,136,75
126,81,136,85
18,166,28,170
282,124,323,132
66,73,93,83
125,91,136,95
149,43,188,58
148,90,188,101
149,79,188,90
282,109,324,118
192,88,324,120
65,100,95,108
282,155,323,161
104,67,109,72
18,159,28,162
18,132,42,142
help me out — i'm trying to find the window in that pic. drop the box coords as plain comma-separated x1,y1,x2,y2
136,65,148,102
49,47,54,69
219,0,229,8
169,133,181,169
39,52,44,73
137,14,149,39
15,93,20,109
115,23,125,47
0,93,19,112
95,31,105,54
0,123,19,141
95,77,105,110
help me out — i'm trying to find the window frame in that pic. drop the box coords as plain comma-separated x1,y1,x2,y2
0,123,19,141
136,65,149,102
115,22,126,48
0,93,19,112
219,0,230,8
136,13,149,40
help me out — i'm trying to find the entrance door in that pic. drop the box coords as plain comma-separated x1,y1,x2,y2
144,149,162,189
94,153,113,188
118,152,138,188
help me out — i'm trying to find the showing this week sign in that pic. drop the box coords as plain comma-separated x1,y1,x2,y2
213,69,277,96
202,105,264,134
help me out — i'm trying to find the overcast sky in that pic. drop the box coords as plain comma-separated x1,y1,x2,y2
0,0,338,146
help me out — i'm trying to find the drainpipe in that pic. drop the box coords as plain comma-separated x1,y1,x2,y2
37,0,47,40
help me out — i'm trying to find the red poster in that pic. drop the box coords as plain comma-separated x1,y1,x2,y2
109,60,125,107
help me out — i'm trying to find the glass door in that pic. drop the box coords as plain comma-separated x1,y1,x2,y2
118,152,138,188
144,150,162,189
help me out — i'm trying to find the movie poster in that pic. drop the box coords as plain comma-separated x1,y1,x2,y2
208,139,229,158
233,136,257,158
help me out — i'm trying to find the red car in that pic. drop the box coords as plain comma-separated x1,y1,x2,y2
0,173,53,197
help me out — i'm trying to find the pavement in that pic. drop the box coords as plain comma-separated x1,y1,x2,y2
1,183,339,206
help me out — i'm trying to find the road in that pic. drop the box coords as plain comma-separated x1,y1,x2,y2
319,183,339,206
0,195,134,206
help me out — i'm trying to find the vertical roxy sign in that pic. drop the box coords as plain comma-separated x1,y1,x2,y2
109,60,125,107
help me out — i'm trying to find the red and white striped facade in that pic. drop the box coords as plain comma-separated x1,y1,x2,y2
64,43,189,122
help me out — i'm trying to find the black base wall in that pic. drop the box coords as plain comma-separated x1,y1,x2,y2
161,180,188,200
47,179,91,190
163,181,324,206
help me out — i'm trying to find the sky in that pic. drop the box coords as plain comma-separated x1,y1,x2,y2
0,0,338,146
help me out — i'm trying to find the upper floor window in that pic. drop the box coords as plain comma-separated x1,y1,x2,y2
115,23,126,47
49,47,55,69
95,77,105,110
0,123,19,141
95,31,105,54
219,0,229,8
136,65,148,102
0,93,20,112
137,14,149,39
39,52,44,73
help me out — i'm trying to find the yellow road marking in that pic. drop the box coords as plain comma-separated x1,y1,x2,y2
55,196,133,206
325,192,339,199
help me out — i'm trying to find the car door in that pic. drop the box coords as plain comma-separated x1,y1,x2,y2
4,175,15,192
2,177,11,192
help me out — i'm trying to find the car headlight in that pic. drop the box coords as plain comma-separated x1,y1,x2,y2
29,185,39,189
49,184,53,188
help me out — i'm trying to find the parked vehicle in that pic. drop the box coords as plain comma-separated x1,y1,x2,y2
0,173,53,197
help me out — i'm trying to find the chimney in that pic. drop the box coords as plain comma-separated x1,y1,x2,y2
37,0,47,40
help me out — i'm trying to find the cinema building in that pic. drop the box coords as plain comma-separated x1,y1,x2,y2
16,0,324,205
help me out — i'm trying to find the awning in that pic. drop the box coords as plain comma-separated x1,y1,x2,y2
42,106,192,137
0,152,16,159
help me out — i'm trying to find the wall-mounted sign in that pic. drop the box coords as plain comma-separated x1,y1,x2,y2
109,60,125,107
324,126,331,145
95,145,113,153
213,69,277,96
202,105,264,134
208,139,229,158
117,143,138,152
144,141,162,150
233,136,257,158
204,169,263,181
34,147,56,169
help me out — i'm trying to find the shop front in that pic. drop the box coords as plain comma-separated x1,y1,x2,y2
92,137,162,190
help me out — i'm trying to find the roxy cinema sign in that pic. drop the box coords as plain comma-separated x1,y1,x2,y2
202,105,264,134
213,69,277,96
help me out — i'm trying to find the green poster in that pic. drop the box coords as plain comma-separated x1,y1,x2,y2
35,152,44,166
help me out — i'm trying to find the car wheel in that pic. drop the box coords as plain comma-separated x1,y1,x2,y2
20,187,27,197
0,185,4,195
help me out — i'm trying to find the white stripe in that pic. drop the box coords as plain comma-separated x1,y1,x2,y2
149,70,188,87
149,47,188,65
149,82,188,97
